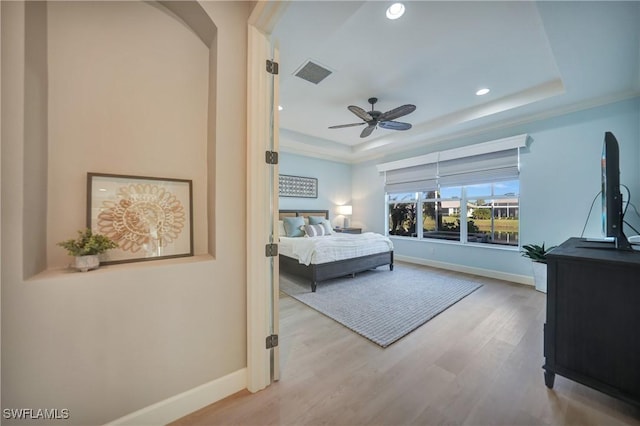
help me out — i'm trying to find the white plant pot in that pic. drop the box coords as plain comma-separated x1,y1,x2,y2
532,261,547,293
74,255,100,272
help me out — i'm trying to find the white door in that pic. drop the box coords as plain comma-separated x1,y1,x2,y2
247,1,285,391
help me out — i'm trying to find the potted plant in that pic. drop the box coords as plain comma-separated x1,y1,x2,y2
57,228,118,272
521,243,556,293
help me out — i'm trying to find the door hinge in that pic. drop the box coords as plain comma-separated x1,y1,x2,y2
265,243,278,257
266,334,279,349
265,151,279,165
266,59,279,75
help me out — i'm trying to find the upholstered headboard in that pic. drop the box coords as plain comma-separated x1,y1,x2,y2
278,209,329,221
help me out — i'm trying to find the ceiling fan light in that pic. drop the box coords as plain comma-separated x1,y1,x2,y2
386,3,405,20
476,88,490,96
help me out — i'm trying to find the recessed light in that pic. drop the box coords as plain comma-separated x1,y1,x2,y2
278,105,283,111
476,88,490,96
386,3,405,20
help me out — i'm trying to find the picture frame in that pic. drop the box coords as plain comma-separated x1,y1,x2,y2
87,172,193,265
279,174,318,198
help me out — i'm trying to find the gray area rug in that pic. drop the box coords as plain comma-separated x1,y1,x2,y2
280,263,483,347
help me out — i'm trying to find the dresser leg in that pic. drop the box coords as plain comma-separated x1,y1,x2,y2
311,281,317,292
544,370,555,388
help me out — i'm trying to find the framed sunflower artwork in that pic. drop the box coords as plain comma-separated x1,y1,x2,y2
86,173,193,265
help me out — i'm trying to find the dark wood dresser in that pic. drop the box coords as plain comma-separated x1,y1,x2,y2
544,237,640,407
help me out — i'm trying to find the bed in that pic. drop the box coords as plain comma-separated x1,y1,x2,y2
278,209,394,292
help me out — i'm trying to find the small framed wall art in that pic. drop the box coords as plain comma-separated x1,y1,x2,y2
87,172,193,264
279,174,318,198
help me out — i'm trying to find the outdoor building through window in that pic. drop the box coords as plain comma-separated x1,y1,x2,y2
466,181,519,245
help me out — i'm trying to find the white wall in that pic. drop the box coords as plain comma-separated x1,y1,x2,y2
1,1,252,424
353,97,640,280
352,158,386,232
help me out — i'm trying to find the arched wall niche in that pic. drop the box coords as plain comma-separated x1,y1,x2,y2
3,2,249,424
22,0,218,277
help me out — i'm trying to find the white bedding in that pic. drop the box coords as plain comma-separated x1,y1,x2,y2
279,232,394,266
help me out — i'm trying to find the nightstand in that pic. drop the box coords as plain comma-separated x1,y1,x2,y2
333,227,362,234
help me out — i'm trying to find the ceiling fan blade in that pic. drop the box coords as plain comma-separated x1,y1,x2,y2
379,104,416,122
360,124,376,138
328,122,366,129
379,120,412,131
348,105,373,122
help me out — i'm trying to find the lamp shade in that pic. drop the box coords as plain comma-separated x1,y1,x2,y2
337,205,352,215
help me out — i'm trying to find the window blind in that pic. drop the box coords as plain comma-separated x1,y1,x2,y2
384,163,437,193
437,149,519,187
379,134,526,193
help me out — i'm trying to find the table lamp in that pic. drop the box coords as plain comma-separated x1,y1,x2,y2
337,205,352,228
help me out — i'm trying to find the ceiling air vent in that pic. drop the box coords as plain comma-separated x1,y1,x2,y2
293,60,333,85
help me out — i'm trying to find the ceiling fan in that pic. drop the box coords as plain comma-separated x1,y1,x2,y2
328,97,416,138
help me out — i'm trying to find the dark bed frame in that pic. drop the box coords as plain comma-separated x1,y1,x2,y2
279,209,394,292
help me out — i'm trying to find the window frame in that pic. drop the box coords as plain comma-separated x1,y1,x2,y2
386,180,520,249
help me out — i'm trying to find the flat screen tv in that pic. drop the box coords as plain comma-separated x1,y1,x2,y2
602,131,632,250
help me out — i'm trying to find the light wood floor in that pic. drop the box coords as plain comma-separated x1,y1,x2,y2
172,263,640,426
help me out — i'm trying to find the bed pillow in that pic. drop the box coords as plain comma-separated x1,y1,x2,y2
308,216,327,225
283,216,305,237
309,216,333,234
319,220,333,234
304,224,328,237
278,220,286,237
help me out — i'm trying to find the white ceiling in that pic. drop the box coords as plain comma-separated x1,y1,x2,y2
272,1,640,163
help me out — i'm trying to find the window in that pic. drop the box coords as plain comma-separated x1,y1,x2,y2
421,187,463,241
466,180,519,246
379,135,526,248
387,180,519,246
388,192,418,237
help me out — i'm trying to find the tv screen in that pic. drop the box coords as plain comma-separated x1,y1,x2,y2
602,131,632,250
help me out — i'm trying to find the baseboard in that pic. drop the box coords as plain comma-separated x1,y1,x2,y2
395,254,534,287
105,368,247,426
